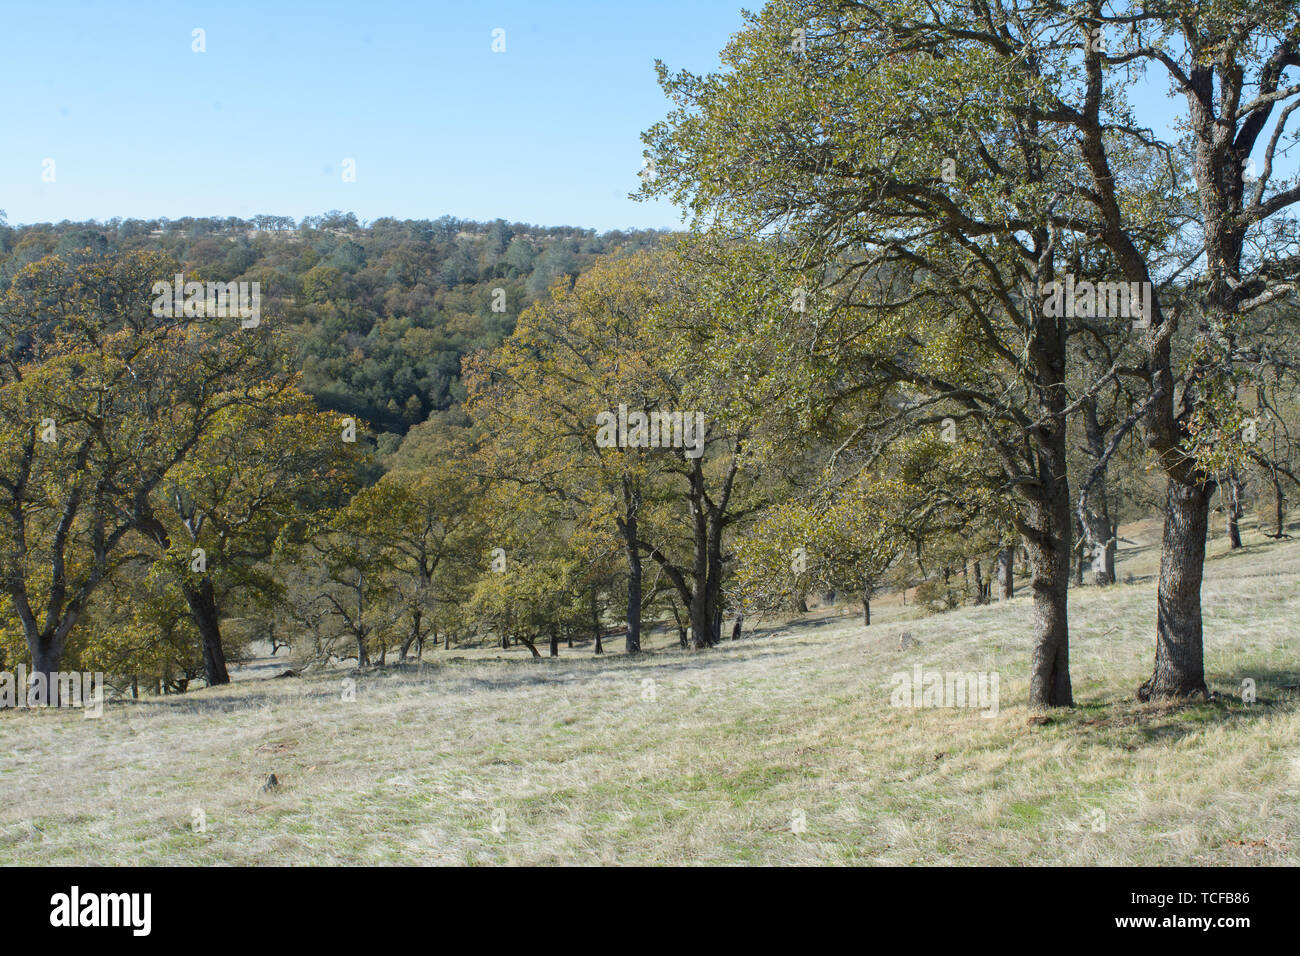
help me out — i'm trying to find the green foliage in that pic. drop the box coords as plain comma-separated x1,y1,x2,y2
0,216,670,436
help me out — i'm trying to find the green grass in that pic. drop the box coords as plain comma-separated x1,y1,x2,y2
1,517,1298,865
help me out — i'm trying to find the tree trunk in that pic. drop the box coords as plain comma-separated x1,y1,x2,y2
1026,538,1072,708
1082,511,1115,586
181,577,229,686
1024,445,1074,709
354,573,370,666
640,462,729,651
669,601,687,648
623,511,642,655
591,588,604,655
997,546,1014,599
698,457,728,649
1072,523,1085,587
1079,396,1117,586
689,596,712,650
549,624,559,657
28,640,63,705
688,527,721,650
1139,479,1211,700
703,551,725,647
1080,492,1117,586
1226,470,1243,549
1272,471,1286,537
862,585,871,626
1104,520,1117,582
399,608,421,661
689,580,723,649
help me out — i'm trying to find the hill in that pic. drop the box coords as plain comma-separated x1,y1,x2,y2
0,213,670,437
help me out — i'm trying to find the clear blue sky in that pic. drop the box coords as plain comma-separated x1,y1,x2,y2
0,0,747,231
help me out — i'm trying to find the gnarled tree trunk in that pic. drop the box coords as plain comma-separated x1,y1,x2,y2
1022,425,1074,709
1139,479,1211,700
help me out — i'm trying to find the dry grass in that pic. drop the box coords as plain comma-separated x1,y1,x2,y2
2,518,1298,865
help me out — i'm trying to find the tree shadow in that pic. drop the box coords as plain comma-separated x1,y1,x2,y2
1069,668,1298,750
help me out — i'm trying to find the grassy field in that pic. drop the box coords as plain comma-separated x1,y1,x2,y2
2,517,1298,865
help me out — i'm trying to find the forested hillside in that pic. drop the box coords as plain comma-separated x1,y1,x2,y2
0,212,667,437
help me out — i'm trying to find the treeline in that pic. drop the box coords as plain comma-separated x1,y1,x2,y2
0,211,668,436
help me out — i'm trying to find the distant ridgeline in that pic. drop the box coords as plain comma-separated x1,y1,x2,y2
0,212,672,437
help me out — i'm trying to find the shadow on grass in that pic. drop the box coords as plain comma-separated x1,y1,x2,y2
1204,538,1291,567
1043,670,1298,749
1216,666,1300,699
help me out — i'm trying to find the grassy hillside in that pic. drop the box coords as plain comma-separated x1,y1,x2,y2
2,519,1297,866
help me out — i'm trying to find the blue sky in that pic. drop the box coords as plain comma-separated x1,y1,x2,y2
0,1,747,231
4,3,1257,235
